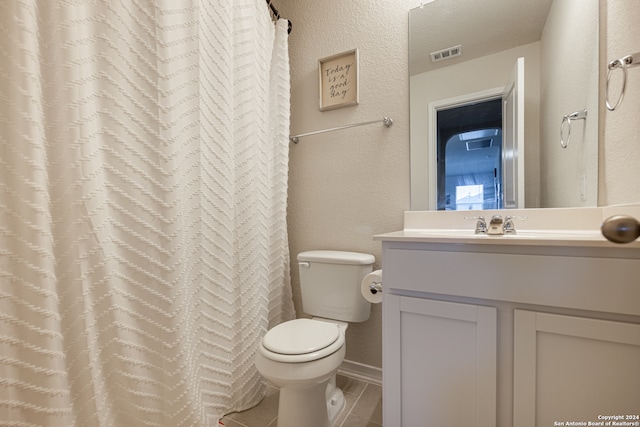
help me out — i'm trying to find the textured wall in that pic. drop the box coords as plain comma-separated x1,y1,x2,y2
279,0,416,369
601,0,640,205
540,0,599,208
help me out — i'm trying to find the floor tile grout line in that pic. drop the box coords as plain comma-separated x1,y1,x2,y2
220,419,249,427
336,380,369,427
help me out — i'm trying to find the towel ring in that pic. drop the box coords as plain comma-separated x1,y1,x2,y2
606,52,639,111
560,109,587,149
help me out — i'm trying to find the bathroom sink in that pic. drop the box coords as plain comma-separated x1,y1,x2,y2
501,230,603,239
415,229,485,237
414,229,604,240
378,207,640,248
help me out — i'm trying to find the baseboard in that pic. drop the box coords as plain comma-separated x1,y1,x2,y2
338,359,382,386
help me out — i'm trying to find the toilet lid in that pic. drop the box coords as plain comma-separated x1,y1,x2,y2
262,318,340,355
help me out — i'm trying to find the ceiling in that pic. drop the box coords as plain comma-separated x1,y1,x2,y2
409,0,554,75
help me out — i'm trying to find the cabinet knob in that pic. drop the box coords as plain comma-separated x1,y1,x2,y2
601,215,640,243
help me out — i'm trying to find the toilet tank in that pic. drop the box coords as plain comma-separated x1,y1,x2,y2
297,250,375,322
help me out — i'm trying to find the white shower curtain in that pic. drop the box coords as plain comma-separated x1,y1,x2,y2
0,1,294,425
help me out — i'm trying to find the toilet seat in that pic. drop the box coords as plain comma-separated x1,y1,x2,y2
260,318,345,363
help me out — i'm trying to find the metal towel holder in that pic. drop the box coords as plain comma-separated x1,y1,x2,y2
290,116,393,144
606,51,640,111
560,109,587,149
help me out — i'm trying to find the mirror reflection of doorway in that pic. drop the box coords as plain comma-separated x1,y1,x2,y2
437,98,503,210
427,57,525,210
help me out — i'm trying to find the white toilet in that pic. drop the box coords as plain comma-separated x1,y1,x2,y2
255,250,375,427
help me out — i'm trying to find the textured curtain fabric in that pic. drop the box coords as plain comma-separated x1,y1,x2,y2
0,1,294,425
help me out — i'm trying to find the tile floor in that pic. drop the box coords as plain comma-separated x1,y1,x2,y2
220,374,383,427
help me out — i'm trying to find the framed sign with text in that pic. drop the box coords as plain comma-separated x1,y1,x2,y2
318,49,359,111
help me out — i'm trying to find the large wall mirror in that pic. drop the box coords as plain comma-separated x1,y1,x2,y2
409,0,599,211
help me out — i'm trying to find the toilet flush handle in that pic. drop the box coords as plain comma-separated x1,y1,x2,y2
298,261,311,269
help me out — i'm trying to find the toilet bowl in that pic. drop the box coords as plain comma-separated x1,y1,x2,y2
255,251,375,427
254,318,347,427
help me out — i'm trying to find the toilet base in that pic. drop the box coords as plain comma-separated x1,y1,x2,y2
254,328,347,427
325,374,345,423
276,374,344,427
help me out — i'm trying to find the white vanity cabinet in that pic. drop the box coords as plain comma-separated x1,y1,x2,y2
378,235,640,427
384,295,497,426
513,310,640,427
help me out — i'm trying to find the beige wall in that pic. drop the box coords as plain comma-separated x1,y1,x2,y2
280,0,640,370
540,0,599,208
280,0,414,369
601,0,640,205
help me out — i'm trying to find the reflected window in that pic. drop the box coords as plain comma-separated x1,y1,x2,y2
455,184,484,210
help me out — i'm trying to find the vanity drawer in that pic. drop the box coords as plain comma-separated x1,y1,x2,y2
382,244,640,316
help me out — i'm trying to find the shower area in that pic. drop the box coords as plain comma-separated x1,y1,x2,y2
0,1,294,425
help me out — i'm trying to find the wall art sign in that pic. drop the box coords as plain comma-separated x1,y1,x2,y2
318,49,359,111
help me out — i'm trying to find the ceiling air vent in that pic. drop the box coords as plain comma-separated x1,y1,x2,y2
430,45,462,62
466,138,493,151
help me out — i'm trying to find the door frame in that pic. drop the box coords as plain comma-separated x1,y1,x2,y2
427,87,504,210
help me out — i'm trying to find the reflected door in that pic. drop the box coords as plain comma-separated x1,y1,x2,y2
429,57,526,210
436,100,503,210
502,57,526,208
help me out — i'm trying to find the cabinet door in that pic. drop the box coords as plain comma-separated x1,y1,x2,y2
384,295,497,427
514,310,640,427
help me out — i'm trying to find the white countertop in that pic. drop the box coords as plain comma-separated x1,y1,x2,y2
374,205,640,249
374,229,640,248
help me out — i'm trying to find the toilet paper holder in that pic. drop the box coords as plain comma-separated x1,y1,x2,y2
361,270,383,304
369,282,382,295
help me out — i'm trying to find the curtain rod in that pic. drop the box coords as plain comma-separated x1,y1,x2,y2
266,0,292,34
290,117,394,144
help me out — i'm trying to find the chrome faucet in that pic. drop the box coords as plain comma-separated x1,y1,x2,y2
483,214,520,235
487,215,504,235
474,216,487,234
503,216,517,234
